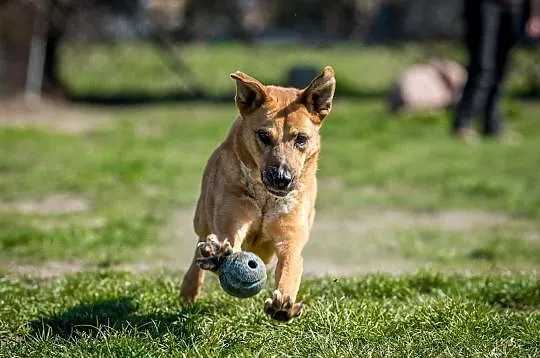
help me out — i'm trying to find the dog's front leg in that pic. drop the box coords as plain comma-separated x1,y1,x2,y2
196,205,258,272
180,202,258,302
264,220,308,321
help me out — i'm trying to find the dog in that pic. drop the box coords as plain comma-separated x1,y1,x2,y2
179,66,336,321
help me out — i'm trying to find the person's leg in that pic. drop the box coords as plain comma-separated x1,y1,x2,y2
483,2,527,136
453,0,502,134
453,1,481,132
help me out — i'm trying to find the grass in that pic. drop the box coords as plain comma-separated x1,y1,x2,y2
1,42,539,356
60,41,540,98
2,100,540,268
61,42,426,97
1,272,539,357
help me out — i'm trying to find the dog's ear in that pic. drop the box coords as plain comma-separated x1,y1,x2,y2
230,71,268,114
302,66,336,123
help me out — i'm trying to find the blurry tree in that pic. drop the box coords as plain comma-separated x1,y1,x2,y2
168,0,463,43
0,0,145,101
395,0,463,41
173,0,368,42
169,0,269,42
0,0,500,102
264,0,359,40
0,0,63,100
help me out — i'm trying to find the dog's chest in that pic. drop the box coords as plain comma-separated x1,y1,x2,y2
265,195,298,216
243,195,299,249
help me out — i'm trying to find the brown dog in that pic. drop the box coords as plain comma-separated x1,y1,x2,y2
179,66,336,321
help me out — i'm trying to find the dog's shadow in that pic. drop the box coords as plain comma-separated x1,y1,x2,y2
29,297,212,341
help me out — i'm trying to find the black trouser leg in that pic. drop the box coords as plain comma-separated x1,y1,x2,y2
454,0,502,133
483,2,526,136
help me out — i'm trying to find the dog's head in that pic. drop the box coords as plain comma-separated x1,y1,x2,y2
230,66,336,197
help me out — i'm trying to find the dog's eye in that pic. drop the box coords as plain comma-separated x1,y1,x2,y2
256,130,272,146
295,134,309,148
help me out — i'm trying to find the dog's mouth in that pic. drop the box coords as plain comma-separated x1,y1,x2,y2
265,186,292,197
261,172,295,197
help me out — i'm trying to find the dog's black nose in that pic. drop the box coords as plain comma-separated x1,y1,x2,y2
264,165,293,191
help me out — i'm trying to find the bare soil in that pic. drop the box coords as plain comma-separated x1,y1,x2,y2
0,99,110,134
0,194,90,214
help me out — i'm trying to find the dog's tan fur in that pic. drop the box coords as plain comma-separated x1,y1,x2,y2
180,66,336,321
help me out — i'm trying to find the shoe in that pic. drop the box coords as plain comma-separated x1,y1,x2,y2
453,127,479,144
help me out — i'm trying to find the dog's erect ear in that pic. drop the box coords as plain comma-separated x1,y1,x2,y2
230,71,268,114
302,66,336,123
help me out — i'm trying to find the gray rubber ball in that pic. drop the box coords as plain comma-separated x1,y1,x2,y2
218,251,267,298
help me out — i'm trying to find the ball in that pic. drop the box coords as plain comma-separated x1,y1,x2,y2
218,251,267,298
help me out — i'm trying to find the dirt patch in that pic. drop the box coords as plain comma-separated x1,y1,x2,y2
154,207,197,265
1,261,157,279
6,261,87,278
1,258,417,279
0,194,90,214
303,258,419,276
303,209,513,275
316,209,510,234
135,122,165,138
0,99,110,134
31,217,107,231
1,207,526,279
150,207,516,276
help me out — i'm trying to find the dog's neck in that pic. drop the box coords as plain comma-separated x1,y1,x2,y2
231,125,259,185
237,158,259,195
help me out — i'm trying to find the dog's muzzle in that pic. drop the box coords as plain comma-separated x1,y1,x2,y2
261,165,295,197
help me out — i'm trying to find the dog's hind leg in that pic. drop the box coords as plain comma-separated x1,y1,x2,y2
179,244,206,302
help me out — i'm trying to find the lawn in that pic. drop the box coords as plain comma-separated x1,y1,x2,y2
1,273,539,357
0,42,539,357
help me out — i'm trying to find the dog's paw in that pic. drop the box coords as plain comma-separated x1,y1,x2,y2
264,290,303,322
196,234,233,272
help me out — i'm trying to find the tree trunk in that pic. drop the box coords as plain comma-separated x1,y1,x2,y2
41,33,65,97
0,0,65,100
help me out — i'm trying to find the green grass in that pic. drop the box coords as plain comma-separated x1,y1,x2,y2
1,272,539,357
60,42,539,97
1,42,540,356
61,42,426,96
2,99,540,267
